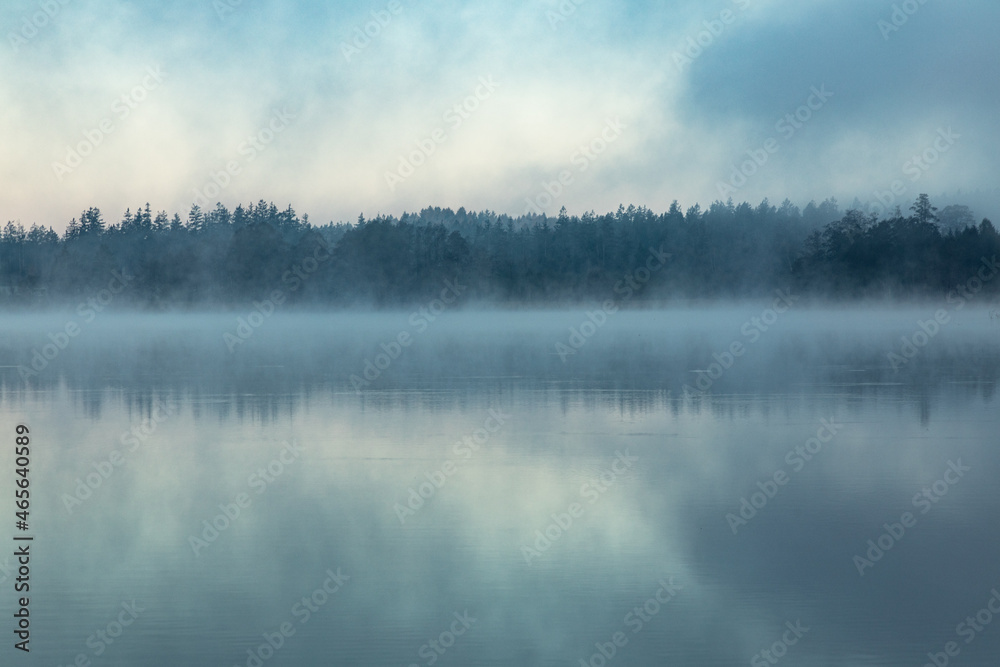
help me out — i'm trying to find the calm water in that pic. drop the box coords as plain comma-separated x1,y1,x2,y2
1,308,999,666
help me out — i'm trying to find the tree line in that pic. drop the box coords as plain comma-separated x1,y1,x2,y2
0,195,996,306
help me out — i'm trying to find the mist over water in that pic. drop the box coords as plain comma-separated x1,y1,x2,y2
2,306,998,409
5,0,1000,663
1,307,998,665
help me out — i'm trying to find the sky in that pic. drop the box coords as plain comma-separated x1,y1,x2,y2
1,0,998,231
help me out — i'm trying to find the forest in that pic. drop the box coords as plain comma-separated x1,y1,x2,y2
0,194,996,307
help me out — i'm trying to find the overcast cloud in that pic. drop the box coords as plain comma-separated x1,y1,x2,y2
1,0,997,230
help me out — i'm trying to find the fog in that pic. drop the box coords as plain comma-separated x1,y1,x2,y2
3,306,998,421
4,306,1000,665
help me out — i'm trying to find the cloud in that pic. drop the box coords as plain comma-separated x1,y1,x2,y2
0,0,997,230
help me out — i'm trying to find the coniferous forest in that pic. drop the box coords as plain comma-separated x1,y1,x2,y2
0,194,997,307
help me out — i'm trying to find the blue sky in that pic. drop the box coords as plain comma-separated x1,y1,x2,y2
2,0,998,230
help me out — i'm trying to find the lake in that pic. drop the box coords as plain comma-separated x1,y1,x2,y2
1,306,999,666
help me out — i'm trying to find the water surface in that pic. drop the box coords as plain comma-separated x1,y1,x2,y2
1,308,998,665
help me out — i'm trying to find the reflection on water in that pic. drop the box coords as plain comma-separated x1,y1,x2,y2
0,308,998,665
